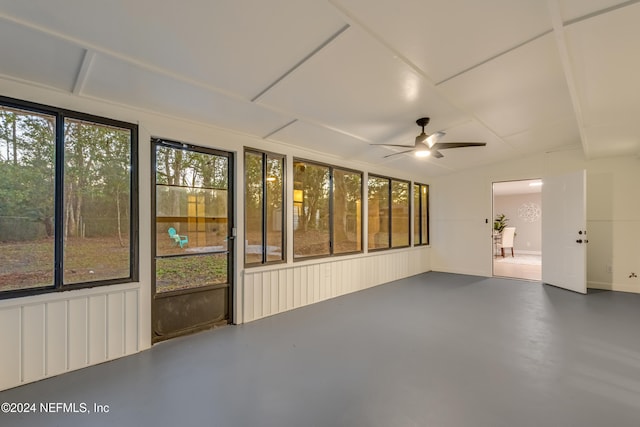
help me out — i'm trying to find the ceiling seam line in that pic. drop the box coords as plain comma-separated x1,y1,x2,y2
435,30,553,86
0,69,372,155
72,49,95,95
75,91,280,141
0,12,385,152
0,12,357,137
499,115,581,140
327,0,514,154
327,0,437,85
564,0,640,26
250,24,350,102
262,119,298,139
0,13,253,103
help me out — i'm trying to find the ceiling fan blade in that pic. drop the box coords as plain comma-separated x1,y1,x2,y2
431,142,486,150
378,117,485,160
383,149,414,158
425,131,445,147
370,143,415,148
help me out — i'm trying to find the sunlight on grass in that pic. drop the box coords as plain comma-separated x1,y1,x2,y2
156,254,227,293
0,237,130,291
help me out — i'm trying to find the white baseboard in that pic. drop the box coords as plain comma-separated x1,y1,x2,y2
588,281,640,294
514,250,541,255
432,267,491,278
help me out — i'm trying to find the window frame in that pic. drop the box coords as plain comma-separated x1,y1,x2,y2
367,173,411,252
413,182,430,246
0,95,139,300
244,147,287,267
366,174,391,251
151,138,233,297
293,158,363,261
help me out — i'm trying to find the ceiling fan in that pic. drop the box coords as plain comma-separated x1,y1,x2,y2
372,117,486,158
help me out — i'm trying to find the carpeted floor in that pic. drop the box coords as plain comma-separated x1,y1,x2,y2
495,254,541,265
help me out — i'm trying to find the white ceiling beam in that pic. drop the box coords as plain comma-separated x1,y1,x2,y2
72,49,95,95
564,0,640,25
435,30,552,86
546,0,590,159
262,119,298,139
251,24,350,102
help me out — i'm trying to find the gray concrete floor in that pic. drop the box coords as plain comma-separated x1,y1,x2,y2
2,272,640,427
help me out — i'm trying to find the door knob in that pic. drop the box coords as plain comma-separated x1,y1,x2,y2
576,239,582,243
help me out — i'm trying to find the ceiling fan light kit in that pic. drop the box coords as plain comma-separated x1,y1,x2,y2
373,117,487,159
414,117,430,145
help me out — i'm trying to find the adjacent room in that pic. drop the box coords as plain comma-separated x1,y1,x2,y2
492,179,542,281
1,1,639,426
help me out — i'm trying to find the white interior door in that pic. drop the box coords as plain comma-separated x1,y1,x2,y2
541,170,587,293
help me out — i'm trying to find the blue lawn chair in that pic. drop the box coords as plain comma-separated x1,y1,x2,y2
168,227,188,248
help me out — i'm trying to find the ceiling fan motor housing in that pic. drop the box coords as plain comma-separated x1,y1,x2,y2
416,117,430,128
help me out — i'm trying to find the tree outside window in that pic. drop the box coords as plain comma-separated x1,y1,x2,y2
293,160,362,259
244,149,285,265
367,175,410,250
0,99,137,296
414,183,429,246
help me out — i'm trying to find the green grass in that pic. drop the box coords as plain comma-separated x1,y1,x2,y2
0,237,130,291
155,254,227,293
1,237,229,294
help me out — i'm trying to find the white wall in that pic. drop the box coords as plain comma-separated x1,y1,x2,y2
494,193,542,253
431,147,640,293
584,156,640,292
0,78,432,391
243,247,430,322
0,283,139,391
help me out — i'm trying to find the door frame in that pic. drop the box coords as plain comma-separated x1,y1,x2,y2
150,138,235,343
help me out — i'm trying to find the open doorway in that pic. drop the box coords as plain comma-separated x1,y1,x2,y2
492,179,542,281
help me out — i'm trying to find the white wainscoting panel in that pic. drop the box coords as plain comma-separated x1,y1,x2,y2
0,283,140,391
88,295,107,365
68,297,89,371
0,307,21,388
242,247,430,323
22,304,46,383
46,300,67,377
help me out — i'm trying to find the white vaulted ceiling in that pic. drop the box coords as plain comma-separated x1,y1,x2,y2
0,0,638,177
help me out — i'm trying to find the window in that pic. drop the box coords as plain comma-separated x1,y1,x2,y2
0,104,55,291
293,161,330,257
367,176,389,250
0,97,138,297
414,183,429,245
333,169,362,254
293,159,362,259
391,180,410,247
367,175,410,250
244,149,285,265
